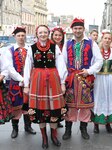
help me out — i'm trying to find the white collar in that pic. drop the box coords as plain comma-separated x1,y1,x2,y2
71,35,89,42
13,43,29,50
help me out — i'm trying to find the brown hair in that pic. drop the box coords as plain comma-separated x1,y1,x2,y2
90,29,98,35
51,28,65,47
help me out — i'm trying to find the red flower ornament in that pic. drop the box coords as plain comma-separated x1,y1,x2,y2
34,51,42,61
47,51,54,61
83,44,90,66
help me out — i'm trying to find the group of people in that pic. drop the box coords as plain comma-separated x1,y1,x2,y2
0,17,112,149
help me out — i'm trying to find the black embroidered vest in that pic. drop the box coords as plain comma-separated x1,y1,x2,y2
31,43,56,68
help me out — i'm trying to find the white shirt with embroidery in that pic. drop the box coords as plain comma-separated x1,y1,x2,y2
5,43,30,82
62,36,103,75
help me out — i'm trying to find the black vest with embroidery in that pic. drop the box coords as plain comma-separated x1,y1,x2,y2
31,43,56,68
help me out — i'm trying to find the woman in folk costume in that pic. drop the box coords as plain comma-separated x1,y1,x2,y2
50,26,66,128
24,25,68,149
93,31,112,133
0,46,13,124
6,27,36,138
51,26,65,52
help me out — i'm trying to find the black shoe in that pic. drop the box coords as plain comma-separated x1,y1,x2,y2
80,122,90,140
23,114,36,134
11,119,19,138
25,127,36,134
62,130,71,140
80,128,90,139
51,137,61,147
62,121,72,140
51,128,61,147
106,124,112,133
94,124,99,133
57,122,63,128
42,141,49,149
11,129,18,138
40,127,48,149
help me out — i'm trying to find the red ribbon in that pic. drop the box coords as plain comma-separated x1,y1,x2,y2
0,89,3,103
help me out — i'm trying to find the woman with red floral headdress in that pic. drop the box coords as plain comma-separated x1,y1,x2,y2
51,26,65,52
93,31,112,134
24,25,68,149
51,26,66,128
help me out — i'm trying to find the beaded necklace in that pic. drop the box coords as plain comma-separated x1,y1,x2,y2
102,48,111,60
36,40,50,51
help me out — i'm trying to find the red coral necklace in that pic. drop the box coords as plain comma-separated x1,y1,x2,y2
36,40,50,51
102,48,111,60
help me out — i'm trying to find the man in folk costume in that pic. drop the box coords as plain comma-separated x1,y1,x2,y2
6,27,36,138
62,18,103,140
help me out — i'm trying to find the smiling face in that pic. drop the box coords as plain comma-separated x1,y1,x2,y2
52,30,63,45
72,26,85,40
36,26,49,42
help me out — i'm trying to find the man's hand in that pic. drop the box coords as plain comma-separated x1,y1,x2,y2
78,69,89,77
61,84,66,94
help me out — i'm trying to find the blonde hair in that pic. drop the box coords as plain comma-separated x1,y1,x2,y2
99,32,112,53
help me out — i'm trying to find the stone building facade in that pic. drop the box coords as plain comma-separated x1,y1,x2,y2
0,0,48,35
22,7,35,35
22,0,48,28
0,0,22,35
101,0,112,32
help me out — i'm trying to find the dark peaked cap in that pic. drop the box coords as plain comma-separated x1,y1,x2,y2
12,26,26,35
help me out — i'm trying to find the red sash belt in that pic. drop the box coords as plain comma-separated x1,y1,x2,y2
66,68,81,87
66,68,95,87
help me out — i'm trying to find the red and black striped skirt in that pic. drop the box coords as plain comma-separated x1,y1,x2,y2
28,68,67,123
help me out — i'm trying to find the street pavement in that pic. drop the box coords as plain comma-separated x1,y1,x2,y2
0,119,112,150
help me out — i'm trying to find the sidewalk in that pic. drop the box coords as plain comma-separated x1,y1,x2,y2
0,119,112,150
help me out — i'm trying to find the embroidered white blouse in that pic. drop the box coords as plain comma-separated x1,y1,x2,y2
24,44,68,87
0,48,9,78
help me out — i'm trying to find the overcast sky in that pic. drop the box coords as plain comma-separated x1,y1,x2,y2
47,0,106,28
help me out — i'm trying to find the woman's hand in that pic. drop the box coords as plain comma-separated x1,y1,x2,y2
19,81,24,87
24,87,29,95
28,109,36,115
0,75,4,82
61,84,66,94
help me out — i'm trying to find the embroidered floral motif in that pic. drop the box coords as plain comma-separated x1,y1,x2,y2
43,110,50,117
47,50,54,61
83,44,90,66
68,45,74,66
34,50,42,61
30,115,35,121
14,48,27,74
